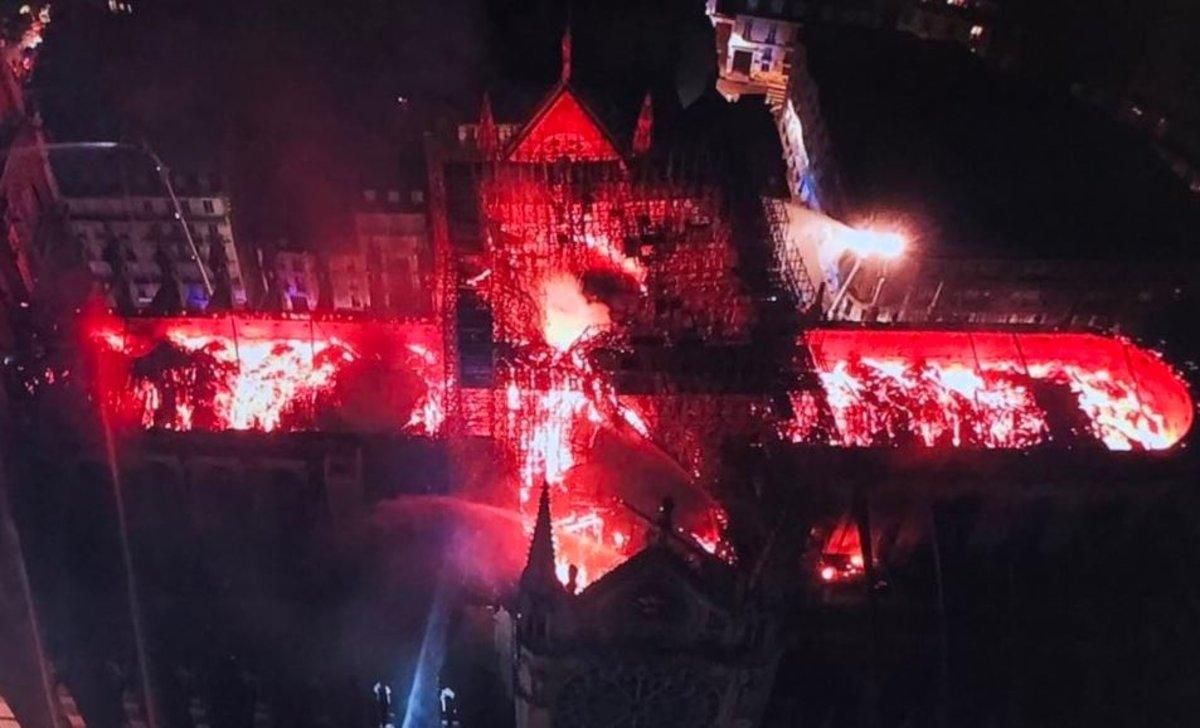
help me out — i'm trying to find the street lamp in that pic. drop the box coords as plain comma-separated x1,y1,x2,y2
826,228,906,320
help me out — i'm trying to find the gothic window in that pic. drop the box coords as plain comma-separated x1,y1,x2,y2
555,662,723,728
732,49,753,76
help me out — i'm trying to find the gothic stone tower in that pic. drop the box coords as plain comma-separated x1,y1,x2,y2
511,487,780,728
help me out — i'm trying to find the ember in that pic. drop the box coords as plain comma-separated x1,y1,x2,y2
475,86,748,587
498,350,728,588
88,315,446,435
818,517,866,584
790,330,1192,451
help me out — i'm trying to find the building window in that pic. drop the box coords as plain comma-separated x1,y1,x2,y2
202,199,215,214
732,49,753,76
742,19,755,42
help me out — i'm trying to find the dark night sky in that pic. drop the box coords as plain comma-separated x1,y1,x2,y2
29,0,1200,259
806,25,1200,259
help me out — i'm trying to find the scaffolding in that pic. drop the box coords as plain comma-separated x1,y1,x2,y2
478,157,757,349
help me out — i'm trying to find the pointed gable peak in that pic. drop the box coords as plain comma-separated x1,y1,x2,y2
507,85,622,163
520,481,562,594
574,540,735,614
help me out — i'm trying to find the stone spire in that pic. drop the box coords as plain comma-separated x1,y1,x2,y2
632,91,653,155
520,481,561,594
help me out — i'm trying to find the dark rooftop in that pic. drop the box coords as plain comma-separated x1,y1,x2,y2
50,145,224,198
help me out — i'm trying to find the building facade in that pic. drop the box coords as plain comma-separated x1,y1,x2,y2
706,0,804,107
54,153,248,312
271,248,321,312
317,186,433,314
0,14,60,339
507,488,779,728
352,187,431,316
326,249,371,311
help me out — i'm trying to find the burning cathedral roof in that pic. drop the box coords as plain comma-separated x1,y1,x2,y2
68,34,1197,598
83,314,1193,453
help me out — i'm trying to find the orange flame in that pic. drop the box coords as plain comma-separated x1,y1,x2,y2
790,330,1192,450
88,316,444,435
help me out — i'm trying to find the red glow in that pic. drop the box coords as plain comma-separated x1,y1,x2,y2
790,330,1192,450
476,84,753,587
831,227,906,260
498,348,729,588
508,87,622,163
481,88,1193,588
501,361,633,587
540,274,612,352
88,315,445,435
480,165,752,350
817,517,866,583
